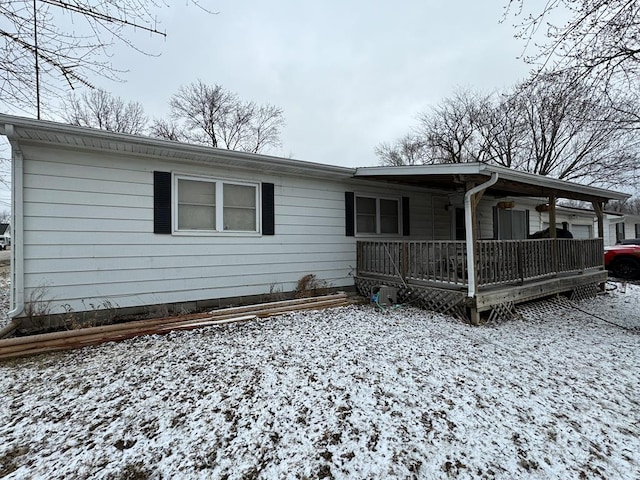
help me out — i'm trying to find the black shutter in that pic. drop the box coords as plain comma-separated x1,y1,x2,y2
525,209,530,238
345,192,355,237
492,206,499,240
154,171,172,234
402,197,410,236
262,183,275,235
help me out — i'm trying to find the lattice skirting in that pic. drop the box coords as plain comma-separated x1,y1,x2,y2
512,283,599,320
570,282,599,302
355,277,470,322
356,278,601,324
487,302,519,322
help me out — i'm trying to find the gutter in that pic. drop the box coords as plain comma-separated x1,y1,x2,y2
1,123,24,336
465,172,499,298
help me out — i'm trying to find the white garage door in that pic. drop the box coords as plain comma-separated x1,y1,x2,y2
571,224,592,239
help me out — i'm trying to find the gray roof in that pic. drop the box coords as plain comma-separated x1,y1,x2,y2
0,114,354,180
354,164,630,203
0,113,630,203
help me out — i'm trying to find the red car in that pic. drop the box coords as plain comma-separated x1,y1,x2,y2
604,244,640,279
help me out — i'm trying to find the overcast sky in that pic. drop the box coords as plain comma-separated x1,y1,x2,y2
0,0,533,209
101,0,531,166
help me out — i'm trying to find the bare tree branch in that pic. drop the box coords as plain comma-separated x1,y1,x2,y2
61,89,147,134
0,0,212,116
376,75,640,188
505,0,640,93
152,80,285,154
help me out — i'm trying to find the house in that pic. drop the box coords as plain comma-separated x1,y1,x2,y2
603,211,640,246
0,223,10,248
0,114,630,329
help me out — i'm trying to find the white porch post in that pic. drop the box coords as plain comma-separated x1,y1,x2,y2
464,173,499,300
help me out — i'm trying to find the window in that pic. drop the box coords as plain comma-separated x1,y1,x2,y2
635,223,640,238
175,176,258,233
497,209,527,240
615,222,625,243
355,196,399,235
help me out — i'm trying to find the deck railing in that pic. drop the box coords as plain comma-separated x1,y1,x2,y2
356,238,604,289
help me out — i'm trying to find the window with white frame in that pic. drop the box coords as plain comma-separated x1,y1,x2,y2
176,176,258,233
355,196,399,234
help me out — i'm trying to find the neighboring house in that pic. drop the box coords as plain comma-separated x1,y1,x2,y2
0,115,629,328
603,211,640,246
0,223,10,248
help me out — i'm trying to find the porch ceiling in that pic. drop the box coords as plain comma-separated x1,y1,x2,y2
354,163,630,203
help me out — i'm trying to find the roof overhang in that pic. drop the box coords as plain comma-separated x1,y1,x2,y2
0,114,355,180
0,114,632,204
355,163,630,203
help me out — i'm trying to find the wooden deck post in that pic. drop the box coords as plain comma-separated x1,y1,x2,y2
549,195,558,275
592,201,605,239
591,201,606,291
401,242,409,282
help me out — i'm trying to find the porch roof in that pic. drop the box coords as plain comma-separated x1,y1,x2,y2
354,163,630,203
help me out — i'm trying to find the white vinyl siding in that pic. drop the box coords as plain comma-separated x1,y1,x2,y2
19,144,462,315
20,146,365,314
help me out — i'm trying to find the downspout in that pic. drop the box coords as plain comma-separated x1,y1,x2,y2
464,172,499,298
0,124,25,337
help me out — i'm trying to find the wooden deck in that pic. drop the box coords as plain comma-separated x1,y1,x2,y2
355,239,606,323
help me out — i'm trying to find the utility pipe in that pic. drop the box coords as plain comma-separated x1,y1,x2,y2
464,172,499,298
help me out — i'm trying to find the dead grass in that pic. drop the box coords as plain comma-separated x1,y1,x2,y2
295,274,329,298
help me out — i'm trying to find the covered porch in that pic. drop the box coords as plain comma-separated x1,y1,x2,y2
352,164,628,323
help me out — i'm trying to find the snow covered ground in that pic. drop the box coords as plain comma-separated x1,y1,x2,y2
1,282,639,479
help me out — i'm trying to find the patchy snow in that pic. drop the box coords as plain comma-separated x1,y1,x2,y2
0,269,10,329
1,282,639,479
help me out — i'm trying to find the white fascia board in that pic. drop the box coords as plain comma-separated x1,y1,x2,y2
355,163,484,177
0,114,355,180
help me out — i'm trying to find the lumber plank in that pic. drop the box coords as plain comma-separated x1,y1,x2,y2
0,298,350,360
0,293,348,348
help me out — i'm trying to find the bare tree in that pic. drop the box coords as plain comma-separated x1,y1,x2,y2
376,90,491,166
376,75,640,187
152,80,285,154
512,73,640,186
62,90,147,134
148,118,186,143
375,133,429,166
474,93,527,169
608,197,640,216
0,1,210,116
417,90,490,164
505,0,640,90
